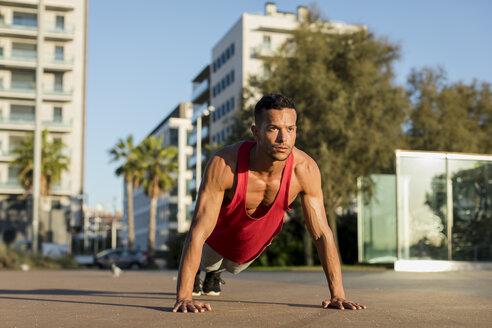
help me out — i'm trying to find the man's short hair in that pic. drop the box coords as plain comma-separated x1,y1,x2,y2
254,94,296,125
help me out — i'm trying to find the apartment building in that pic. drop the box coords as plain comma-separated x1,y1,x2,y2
124,103,193,251
209,3,361,144
0,0,87,247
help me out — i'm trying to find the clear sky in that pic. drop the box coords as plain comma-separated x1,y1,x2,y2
85,0,492,211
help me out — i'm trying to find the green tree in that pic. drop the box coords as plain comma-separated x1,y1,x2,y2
235,9,408,257
136,135,177,260
406,67,492,153
11,129,69,242
109,135,141,249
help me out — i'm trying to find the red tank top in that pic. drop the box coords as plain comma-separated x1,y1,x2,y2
206,140,294,264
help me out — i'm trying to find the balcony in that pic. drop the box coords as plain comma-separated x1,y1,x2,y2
44,56,74,71
0,85,35,100
0,149,15,162
0,53,74,71
44,24,75,41
0,179,24,194
0,23,74,40
0,115,72,132
250,44,274,59
0,22,37,38
0,53,36,68
191,79,209,103
43,88,73,102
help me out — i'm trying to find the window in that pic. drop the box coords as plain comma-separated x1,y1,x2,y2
8,166,21,183
170,129,178,145
12,43,36,59
10,104,34,121
231,70,235,82
231,43,235,55
13,12,37,27
54,73,63,92
53,107,62,122
263,35,272,49
0,47,3,57
55,46,64,61
55,15,65,30
11,70,35,90
231,97,235,109
213,62,216,72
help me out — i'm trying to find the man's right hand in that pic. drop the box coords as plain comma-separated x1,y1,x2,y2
172,299,212,313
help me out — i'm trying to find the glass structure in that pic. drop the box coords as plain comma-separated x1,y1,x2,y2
357,174,397,263
358,151,492,264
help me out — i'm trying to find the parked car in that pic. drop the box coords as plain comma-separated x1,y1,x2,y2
14,240,68,258
95,248,147,269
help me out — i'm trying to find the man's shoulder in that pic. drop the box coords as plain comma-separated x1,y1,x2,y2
292,147,318,171
213,141,244,165
206,141,246,175
292,147,320,187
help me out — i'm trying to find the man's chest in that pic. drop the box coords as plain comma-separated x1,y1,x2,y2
224,170,301,210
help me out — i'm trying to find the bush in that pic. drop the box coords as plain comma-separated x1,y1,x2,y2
0,247,81,270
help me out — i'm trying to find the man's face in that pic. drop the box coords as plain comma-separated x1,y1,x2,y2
252,108,297,161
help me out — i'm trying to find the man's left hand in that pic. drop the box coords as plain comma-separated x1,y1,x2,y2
322,297,366,310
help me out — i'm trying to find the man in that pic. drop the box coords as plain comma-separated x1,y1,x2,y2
173,94,366,313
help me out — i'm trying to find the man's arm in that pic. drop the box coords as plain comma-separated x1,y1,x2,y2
299,158,366,310
173,151,233,313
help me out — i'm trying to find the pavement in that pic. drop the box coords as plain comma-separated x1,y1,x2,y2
1,268,491,327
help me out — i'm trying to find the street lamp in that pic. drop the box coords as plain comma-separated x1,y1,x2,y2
196,105,215,194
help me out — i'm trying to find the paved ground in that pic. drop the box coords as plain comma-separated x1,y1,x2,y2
1,269,491,327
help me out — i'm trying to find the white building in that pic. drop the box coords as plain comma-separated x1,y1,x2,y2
209,3,361,144
124,103,193,252
0,0,87,247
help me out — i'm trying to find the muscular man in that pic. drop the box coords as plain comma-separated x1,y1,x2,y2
173,94,366,313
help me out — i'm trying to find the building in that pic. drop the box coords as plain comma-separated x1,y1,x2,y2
208,3,361,145
0,0,87,247
123,103,193,252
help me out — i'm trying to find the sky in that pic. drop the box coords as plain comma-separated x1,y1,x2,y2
85,0,492,211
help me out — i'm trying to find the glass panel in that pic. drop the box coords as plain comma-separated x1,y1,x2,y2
359,174,397,263
449,160,492,261
169,204,177,222
54,73,63,91
11,70,35,89
55,46,64,61
398,156,448,260
10,104,34,121
12,43,36,59
53,107,62,122
55,16,65,30
13,12,37,27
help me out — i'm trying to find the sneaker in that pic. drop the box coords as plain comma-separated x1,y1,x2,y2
192,273,202,296
202,270,225,296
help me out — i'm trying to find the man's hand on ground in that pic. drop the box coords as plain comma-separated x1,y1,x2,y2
172,299,212,313
322,298,366,310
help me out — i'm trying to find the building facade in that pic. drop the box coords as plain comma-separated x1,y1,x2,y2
0,0,87,247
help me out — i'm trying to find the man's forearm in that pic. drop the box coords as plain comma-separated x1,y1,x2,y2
314,231,345,299
176,233,204,300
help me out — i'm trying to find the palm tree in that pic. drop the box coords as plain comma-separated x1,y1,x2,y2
136,135,177,260
11,129,69,239
109,135,142,250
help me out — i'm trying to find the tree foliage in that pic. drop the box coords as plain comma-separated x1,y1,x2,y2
406,67,492,153
109,135,140,249
136,135,178,259
12,129,69,197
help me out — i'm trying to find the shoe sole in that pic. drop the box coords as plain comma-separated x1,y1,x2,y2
192,291,201,296
203,291,220,296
